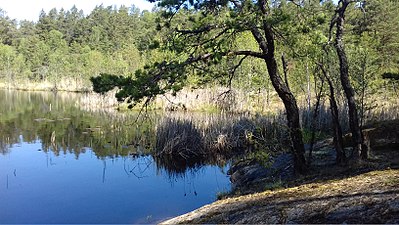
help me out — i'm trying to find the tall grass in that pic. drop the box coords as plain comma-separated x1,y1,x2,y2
156,118,204,159
154,113,291,159
152,112,293,176
300,94,399,137
0,77,91,92
154,93,399,161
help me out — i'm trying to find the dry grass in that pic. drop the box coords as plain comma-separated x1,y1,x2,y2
0,78,91,92
155,117,204,158
152,112,293,177
77,89,120,113
154,114,253,158
154,112,293,156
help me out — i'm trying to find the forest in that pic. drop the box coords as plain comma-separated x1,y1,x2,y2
0,4,157,90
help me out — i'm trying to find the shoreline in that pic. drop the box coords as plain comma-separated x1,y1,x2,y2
160,120,399,224
160,168,399,224
0,84,287,114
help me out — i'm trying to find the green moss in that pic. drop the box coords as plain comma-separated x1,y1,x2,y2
247,150,271,168
263,179,283,191
216,190,231,200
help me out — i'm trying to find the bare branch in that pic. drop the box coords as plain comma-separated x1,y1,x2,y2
229,0,242,9
134,97,153,123
328,14,338,43
263,22,275,58
258,0,269,15
176,24,217,34
231,50,265,59
166,1,187,24
228,55,249,87
281,53,290,91
287,0,303,8
190,27,230,47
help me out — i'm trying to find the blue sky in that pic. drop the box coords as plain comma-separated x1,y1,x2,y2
1,0,339,22
0,0,155,21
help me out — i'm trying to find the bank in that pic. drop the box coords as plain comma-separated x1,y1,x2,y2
161,168,399,224
161,120,399,224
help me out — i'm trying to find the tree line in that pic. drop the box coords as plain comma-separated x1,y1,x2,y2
0,5,159,89
0,1,397,93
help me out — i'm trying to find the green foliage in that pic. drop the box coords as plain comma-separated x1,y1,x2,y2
0,5,154,89
0,10,17,45
90,73,125,94
247,150,271,168
302,128,329,144
93,0,335,105
263,179,283,191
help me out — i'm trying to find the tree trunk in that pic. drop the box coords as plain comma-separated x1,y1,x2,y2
252,0,307,174
330,86,346,164
308,74,324,165
334,0,367,160
320,65,346,165
306,61,311,114
265,57,307,174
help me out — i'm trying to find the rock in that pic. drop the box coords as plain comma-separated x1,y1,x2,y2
228,153,294,191
343,119,399,150
161,166,399,224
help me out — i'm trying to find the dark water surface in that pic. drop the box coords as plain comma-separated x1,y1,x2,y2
0,90,230,223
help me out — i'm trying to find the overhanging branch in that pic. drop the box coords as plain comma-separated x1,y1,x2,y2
176,24,217,34
231,50,265,59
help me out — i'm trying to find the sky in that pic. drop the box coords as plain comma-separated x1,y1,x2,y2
1,0,340,22
0,0,155,22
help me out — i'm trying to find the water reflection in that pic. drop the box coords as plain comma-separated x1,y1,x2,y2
0,90,240,176
0,90,155,157
0,90,231,223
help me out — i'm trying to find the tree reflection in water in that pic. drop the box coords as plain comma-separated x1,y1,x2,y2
0,90,235,178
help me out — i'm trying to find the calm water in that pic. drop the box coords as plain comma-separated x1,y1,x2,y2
0,90,230,224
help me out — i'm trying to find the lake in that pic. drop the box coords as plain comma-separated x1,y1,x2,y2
0,90,231,224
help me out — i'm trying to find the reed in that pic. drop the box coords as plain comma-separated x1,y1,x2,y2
154,94,399,164
155,117,204,159
0,78,91,92
154,113,289,161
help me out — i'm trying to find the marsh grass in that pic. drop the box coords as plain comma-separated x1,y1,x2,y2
0,78,91,92
154,112,293,172
156,118,204,158
153,94,399,177
72,85,399,132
